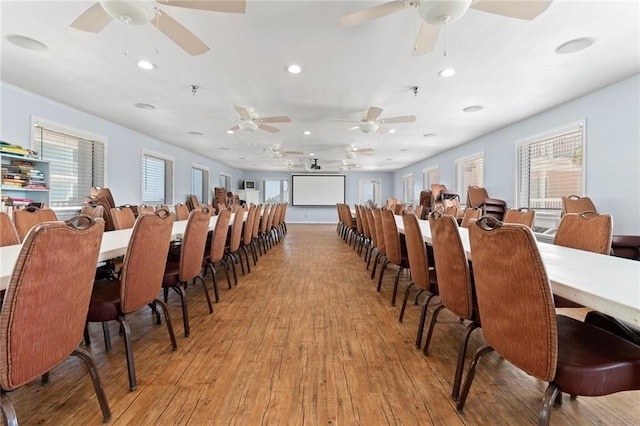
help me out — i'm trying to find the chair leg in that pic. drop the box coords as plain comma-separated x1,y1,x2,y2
221,258,233,288
116,315,137,391
423,304,445,355
72,348,112,422
456,344,494,411
371,253,381,279
390,266,405,306
83,322,92,347
452,322,480,401
102,322,112,353
416,293,436,349
171,284,190,337
376,261,388,291
153,298,178,351
539,383,562,426
208,265,220,303
196,275,213,314
41,372,50,385
148,302,162,325
0,392,18,426
398,282,415,323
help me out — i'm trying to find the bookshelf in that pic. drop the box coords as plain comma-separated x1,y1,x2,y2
1,153,50,213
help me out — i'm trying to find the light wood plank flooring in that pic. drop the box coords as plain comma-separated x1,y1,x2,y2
8,224,640,425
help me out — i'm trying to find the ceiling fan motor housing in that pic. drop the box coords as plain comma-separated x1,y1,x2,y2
239,120,259,132
99,0,156,24
418,0,472,25
360,121,379,134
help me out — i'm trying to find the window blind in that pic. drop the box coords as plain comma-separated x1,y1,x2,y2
191,167,209,203
517,122,584,213
423,167,439,189
403,174,414,203
264,179,288,203
455,153,484,206
141,153,173,205
33,124,104,207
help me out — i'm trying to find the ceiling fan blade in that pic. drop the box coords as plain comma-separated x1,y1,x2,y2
259,123,281,133
366,106,383,121
338,0,407,27
379,115,416,124
260,116,292,124
330,118,359,123
359,148,375,154
347,125,361,131
70,2,113,33
233,105,251,120
159,0,247,14
285,150,304,155
470,0,553,20
411,22,440,56
152,12,209,56
228,125,240,132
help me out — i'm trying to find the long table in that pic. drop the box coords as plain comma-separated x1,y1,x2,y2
394,215,640,327
0,213,238,291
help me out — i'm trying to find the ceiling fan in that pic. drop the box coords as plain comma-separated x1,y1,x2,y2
338,0,553,55
269,144,304,158
335,106,415,134
345,145,375,159
70,0,247,56
229,105,292,134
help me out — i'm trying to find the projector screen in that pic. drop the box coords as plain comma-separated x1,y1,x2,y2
291,174,346,206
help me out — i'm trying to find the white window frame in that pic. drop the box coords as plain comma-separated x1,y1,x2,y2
358,178,381,206
402,173,414,204
191,163,209,204
263,178,289,203
30,117,106,211
516,120,585,233
219,172,231,191
422,166,439,190
141,149,174,205
454,152,484,207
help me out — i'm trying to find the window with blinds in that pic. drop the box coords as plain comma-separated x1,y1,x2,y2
517,121,584,214
264,179,289,203
402,174,414,203
141,152,173,205
454,153,484,206
423,166,439,190
191,166,209,203
33,123,105,208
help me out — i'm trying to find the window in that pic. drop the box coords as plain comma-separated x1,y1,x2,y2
422,166,439,190
33,121,105,208
191,165,209,203
402,174,414,204
219,173,231,190
263,179,289,203
141,151,173,205
517,121,584,220
454,153,484,206
359,178,381,206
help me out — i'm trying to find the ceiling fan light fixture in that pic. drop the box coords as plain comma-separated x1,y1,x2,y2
554,37,596,54
360,121,379,134
303,130,311,135
286,64,303,74
137,60,156,70
99,0,156,25
134,102,156,110
239,120,258,132
226,130,234,134
438,67,456,77
463,105,483,113
418,0,472,26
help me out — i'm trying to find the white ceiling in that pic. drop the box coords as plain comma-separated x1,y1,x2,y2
1,1,639,172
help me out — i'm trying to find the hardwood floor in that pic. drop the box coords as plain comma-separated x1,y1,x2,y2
8,224,640,425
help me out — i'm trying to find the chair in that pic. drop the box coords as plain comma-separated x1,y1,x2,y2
459,218,640,425
258,204,272,254
162,208,213,337
85,210,177,391
443,205,458,218
213,187,227,208
174,203,189,221
364,207,378,269
0,212,19,247
185,194,200,211
90,187,116,210
377,209,410,306
370,208,387,281
466,185,507,220
503,208,535,228
553,212,612,255
138,204,155,214
203,209,232,302
0,216,110,424
110,206,136,230
250,203,262,260
460,207,482,228
225,208,246,284
13,206,58,241
357,205,372,258
399,212,439,348
85,195,116,231
239,204,258,273
561,194,597,216
424,211,480,400
80,204,105,220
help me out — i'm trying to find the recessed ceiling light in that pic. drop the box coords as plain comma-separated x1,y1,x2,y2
309,153,315,157
388,129,396,134
422,133,437,138
385,158,393,161
134,102,155,110
286,64,302,74
400,148,409,152
137,60,156,70
219,147,230,151
226,130,234,134
188,131,203,136
303,130,311,135
5,34,48,51
463,105,483,113
238,157,246,160
438,67,456,77
554,37,595,54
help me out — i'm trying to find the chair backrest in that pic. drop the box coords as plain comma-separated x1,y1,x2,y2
251,204,261,239
80,204,104,220
13,207,58,242
381,209,401,265
90,187,116,210
260,204,271,233
466,186,490,209
401,213,432,290
243,205,257,245
185,194,200,211
431,183,447,202
209,209,231,263
0,212,20,247
110,206,136,230
228,209,244,252
419,190,432,209
414,205,424,220
460,207,482,228
365,207,377,247
468,218,557,381
553,212,613,255
179,208,211,282
84,196,115,231
429,212,473,319
372,208,385,256
213,187,227,208
138,204,155,215
119,210,173,313
443,205,458,218
265,203,277,230
174,203,189,221
0,216,104,390
503,208,535,228
561,195,597,216
358,206,371,239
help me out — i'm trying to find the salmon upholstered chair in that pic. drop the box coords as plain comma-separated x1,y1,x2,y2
138,204,155,215
0,216,110,424
0,212,19,247
203,209,232,302
370,208,387,281
553,212,612,255
459,217,640,425
90,187,116,210
239,204,258,273
378,208,410,306
13,206,58,242
174,203,189,221
85,209,177,391
503,208,535,228
561,194,597,216
460,208,482,228
225,208,246,284
110,206,136,230
258,204,271,254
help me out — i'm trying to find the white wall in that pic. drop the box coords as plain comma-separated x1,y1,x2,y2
1,82,245,206
393,74,640,234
